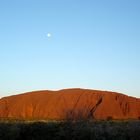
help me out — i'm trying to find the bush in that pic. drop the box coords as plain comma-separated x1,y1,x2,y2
107,116,113,121
64,108,92,122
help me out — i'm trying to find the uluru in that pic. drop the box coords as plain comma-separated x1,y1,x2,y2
0,88,140,120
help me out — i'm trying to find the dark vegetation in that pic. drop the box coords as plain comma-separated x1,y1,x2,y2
0,119,140,140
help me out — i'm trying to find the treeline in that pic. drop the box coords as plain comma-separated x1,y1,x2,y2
0,120,140,140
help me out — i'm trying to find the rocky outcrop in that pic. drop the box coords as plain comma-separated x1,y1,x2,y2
0,88,140,120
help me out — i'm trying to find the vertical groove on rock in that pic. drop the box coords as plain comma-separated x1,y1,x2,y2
88,95,104,119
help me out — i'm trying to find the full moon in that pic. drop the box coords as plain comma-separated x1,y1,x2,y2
47,33,51,38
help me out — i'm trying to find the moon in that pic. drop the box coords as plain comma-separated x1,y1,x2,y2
47,33,51,38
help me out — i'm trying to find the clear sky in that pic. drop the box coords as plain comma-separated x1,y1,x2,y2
0,0,140,97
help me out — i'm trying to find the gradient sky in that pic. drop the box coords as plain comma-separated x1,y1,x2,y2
0,0,140,97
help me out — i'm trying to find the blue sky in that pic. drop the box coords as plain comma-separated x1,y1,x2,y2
0,0,140,97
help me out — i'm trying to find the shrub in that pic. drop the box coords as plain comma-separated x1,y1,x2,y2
107,116,113,121
64,107,92,122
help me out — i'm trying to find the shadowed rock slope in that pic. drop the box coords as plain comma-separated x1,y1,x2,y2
0,88,140,120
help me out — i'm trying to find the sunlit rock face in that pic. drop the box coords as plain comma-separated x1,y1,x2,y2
0,88,140,120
